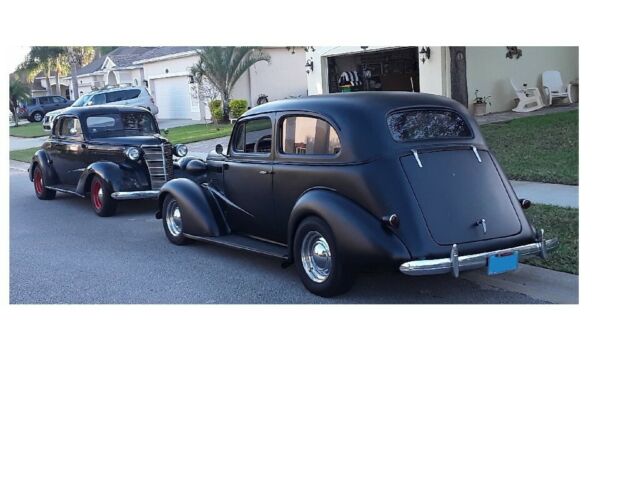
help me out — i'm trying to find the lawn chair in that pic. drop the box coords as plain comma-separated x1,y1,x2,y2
510,79,544,113
542,70,573,105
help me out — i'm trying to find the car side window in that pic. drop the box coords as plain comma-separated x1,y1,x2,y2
59,117,83,141
54,96,66,103
280,116,341,156
122,89,141,100
90,94,106,105
39,97,52,105
232,117,272,155
106,91,124,103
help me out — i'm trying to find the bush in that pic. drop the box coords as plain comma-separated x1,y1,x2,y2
209,99,223,122
229,99,249,119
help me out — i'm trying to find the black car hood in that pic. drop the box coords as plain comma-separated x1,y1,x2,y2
89,135,167,147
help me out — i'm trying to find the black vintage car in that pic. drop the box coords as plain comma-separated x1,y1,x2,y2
158,92,559,297
29,105,189,216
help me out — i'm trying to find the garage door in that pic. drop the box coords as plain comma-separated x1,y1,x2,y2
153,76,191,119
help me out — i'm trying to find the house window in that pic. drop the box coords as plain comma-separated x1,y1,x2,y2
280,116,341,155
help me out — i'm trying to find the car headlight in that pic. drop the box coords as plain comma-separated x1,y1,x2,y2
124,147,141,161
174,144,188,157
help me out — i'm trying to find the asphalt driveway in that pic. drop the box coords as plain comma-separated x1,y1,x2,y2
9,166,577,304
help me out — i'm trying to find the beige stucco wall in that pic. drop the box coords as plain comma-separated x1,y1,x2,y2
465,46,579,113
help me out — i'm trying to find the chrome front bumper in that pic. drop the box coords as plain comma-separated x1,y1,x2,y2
111,190,159,200
400,231,559,278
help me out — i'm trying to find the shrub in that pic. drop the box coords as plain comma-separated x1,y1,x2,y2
209,99,223,122
229,99,249,119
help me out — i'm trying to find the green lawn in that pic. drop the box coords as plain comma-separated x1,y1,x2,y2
165,123,233,144
523,204,579,275
9,122,48,138
9,147,39,163
480,110,578,185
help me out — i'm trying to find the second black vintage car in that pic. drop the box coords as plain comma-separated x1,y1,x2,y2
158,92,559,297
28,105,189,216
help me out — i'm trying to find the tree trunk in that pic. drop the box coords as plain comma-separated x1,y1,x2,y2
71,62,79,100
222,92,230,123
44,73,52,96
449,47,469,109
55,71,61,96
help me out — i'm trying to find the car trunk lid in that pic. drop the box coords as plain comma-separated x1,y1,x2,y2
400,146,521,245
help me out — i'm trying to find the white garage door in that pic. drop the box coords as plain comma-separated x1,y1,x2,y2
153,76,191,119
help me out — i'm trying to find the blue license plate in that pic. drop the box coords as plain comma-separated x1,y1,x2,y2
487,251,519,275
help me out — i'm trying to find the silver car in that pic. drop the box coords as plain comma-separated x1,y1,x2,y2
43,86,159,130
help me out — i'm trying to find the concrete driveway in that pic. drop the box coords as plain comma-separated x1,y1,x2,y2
10,163,578,304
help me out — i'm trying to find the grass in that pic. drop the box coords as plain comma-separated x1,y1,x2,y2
9,122,48,138
522,204,579,275
10,147,39,163
480,110,578,185
164,123,233,144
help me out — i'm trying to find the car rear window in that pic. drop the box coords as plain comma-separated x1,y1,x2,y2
85,112,158,137
387,109,471,141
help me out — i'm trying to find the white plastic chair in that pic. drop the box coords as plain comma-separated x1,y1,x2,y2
542,70,573,105
510,79,544,113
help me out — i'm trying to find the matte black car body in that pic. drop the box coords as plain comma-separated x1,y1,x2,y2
158,92,558,296
28,105,191,216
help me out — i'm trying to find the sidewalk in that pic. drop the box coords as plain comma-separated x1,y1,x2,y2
10,136,47,150
510,180,578,208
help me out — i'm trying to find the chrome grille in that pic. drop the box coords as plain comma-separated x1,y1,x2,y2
142,144,173,190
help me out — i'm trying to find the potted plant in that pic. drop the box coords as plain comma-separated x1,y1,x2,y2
472,90,492,116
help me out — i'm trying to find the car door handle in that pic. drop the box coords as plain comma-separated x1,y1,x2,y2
258,170,273,175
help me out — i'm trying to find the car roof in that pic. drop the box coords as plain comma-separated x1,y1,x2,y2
86,86,142,96
246,91,467,119
59,105,152,116
243,92,485,157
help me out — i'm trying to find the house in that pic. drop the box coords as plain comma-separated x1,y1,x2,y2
31,46,309,120
305,46,579,113
134,47,308,120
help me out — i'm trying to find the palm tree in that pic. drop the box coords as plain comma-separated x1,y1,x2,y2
19,47,65,96
65,47,95,99
191,47,271,122
9,75,30,127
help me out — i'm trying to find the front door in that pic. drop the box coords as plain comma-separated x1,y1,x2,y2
222,115,275,239
55,115,87,186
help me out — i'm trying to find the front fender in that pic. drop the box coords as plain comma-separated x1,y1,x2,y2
29,149,60,186
157,178,228,237
76,161,151,195
288,188,411,267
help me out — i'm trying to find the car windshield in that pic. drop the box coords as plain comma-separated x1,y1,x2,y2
85,112,158,138
387,109,472,141
72,95,90,107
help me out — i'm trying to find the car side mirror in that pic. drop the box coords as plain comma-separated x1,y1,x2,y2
215,144,225,155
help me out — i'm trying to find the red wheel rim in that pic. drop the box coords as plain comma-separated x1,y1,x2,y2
34,168,44,195
91,180,103,210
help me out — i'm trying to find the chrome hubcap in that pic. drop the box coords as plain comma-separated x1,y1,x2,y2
301,231,332,283
165,200,183,237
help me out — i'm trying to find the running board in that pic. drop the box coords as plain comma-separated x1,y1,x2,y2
45,185,84,197
184,233,289,260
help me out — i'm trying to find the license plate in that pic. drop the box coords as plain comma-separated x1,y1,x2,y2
487,251,519,275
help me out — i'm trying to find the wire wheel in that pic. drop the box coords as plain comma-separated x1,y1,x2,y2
165,199,183,237
300,230,332,283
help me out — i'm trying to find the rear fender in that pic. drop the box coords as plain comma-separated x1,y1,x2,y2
157,178,229,237
29,149,60,186
288,188,410,267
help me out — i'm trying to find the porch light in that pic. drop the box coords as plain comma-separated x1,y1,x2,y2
305,59,314,74
420,47,431,63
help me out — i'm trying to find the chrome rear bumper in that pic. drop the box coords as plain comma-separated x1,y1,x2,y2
111,190,159,200
400,231,559,277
